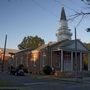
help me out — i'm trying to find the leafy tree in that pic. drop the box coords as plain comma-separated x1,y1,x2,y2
84,43,90,49
83,43,90,70
18,35,45,50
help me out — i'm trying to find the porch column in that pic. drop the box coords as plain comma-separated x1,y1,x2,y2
51,51,52,68
71,52,73,71
80,52,82,71
42,52,46,67
61,50,63,72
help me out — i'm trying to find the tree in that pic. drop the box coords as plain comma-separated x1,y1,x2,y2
18,35,45,50
68,0,90,21
81,0,90,5
84,43,90,49
83,43,90,70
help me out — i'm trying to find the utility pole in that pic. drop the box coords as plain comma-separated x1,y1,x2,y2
74,27,80,79
1,34,7,72
75,28,78,77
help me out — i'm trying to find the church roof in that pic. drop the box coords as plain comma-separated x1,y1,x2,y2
33,39,88,52
60,7,67,20
51,39,88,52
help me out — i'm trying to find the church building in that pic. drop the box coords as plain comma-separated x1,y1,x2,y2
14,7,88,74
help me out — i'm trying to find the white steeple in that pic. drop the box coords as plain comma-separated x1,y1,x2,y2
56,7,72,42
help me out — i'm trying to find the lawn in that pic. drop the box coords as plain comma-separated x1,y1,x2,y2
0,80,17,87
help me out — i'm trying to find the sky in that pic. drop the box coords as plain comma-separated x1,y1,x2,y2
0,0,90,49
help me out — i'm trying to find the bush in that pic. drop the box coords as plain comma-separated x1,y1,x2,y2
23,68,28,73
43,65,52,75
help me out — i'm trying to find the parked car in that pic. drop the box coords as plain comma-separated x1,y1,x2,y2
9,65,25,76
16,69,25,76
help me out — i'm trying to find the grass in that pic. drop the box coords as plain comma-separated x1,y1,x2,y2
0,80,17,87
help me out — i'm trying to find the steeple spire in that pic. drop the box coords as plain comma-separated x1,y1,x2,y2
60,7,66,20
56,7,72,42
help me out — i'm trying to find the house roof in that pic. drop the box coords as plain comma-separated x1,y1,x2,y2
33,39,88,52
0,48,19,54
51,39,88,52
31,40,67,51
14,39,88,54
33,42,56,51
16,48,34,54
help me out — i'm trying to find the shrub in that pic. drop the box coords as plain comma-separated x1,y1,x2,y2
43,65,52,75
23,68,28,73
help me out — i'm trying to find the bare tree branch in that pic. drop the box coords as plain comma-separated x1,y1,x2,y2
68,11,90,21
81,0,90,5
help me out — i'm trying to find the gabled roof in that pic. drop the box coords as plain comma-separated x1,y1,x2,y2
31,42,56,52
50,39,88,52
33,39,88,52
15,39,88,53
32,40,68,51
32,44,48,51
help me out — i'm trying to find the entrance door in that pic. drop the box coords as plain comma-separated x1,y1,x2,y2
64,60,71,71
63,51,71,71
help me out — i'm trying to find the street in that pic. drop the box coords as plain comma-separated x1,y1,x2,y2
24,82,90,90
0,72,90,90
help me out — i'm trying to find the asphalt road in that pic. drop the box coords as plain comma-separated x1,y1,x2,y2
24,82,90,90
0,72,90,90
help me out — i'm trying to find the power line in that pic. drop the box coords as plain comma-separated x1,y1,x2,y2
54,0,78,13
31,0,58,18
8,0,58,18
76,14,84,28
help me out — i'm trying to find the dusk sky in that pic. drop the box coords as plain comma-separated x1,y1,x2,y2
0,0,90,49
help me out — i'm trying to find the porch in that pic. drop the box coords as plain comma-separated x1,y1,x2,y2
51,50,84,72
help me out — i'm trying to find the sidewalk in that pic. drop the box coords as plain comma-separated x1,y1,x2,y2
30,74,90,83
